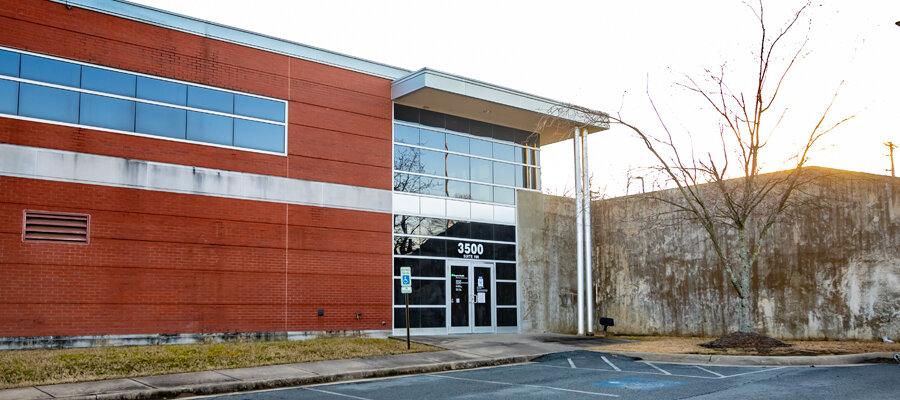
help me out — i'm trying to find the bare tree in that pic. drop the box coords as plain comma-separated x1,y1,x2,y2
546,0,851,333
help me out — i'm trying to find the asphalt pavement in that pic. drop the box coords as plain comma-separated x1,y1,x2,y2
195,350,899,400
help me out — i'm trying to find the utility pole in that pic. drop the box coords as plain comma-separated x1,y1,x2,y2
886,141,897,177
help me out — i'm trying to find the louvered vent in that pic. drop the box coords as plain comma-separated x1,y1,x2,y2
22,210,90,244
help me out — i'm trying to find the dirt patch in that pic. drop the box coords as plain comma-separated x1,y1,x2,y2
592,335,900,356
700,332,790,350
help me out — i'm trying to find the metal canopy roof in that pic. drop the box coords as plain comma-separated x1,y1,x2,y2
392,69,608,146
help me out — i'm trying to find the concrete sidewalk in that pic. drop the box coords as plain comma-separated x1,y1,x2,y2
0,334,624,400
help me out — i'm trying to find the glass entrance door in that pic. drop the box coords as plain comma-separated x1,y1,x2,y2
448,261,493,333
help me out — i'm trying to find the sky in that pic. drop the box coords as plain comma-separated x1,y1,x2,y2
132,0,900,197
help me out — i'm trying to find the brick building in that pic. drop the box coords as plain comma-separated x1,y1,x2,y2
0,0,604,348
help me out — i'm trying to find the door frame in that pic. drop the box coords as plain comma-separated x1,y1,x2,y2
446,260,495,334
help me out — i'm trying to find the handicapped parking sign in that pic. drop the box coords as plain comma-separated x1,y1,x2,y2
400,267,412,294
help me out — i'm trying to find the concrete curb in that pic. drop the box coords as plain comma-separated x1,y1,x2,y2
50,355,539,400
600,350,896,366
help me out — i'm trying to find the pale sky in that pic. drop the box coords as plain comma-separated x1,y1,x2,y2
133,0,900,197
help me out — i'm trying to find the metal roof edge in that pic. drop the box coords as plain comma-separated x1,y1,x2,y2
51,0,411,79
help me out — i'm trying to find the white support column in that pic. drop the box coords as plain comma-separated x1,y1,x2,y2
582,129,594,335
573,127,585,335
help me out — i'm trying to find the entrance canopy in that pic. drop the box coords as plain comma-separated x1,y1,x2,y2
392,69,609,146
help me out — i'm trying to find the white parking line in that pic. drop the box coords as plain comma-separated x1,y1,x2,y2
304,387,374,400
568,358,577,368
600,356,621,371
642,362,672,375
430,373,620,397
694,365,725,378
722,366,787,378
534,363,721,380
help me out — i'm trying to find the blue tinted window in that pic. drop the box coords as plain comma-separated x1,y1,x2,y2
81,67,135,97
19,83,79,123
0,79,18,115
235,94,284,122
419,128,444,149
0,49,19,77
447,180,470,199
234,119,284,153
418,148,446,176
470,158,492,183
470,138,493,158
394,124,418,144
494,187,515,205
20,55,80,87
187,111,232,145
446,134,469,153
493,161,515,186
80,94,135,131
492,142,515,161
188,86,233,113
137,77,186,105
447,154,469,180
136,103,186,139
471,183,493,202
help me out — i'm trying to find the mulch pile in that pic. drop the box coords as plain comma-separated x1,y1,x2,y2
700,332,791,349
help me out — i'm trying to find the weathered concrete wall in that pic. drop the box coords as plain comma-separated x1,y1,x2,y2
592,171,900,340
517,191,578,333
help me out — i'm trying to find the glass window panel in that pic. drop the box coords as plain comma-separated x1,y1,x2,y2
18,83,78,123
528,149,538,166
446,134,469,153
494,225,516,243
234,119,284,153
497,282,517,305
418,128,444,150
496,262,516,280
392,215,421,235
393,307,445,329
446,220,471,239
445,114,469,133
419,237,447,257
136,76,186,105
493,187,516,205
493,162,515,186
393,279,446,305
393,173,445,196
419,109,444,128
81,66,135,97
515,165,525,188
447,180,470,200
188,85,233,113
514,147,525,163
394,124,418,144
470,120,492,137
393,258,445,278
418,148,446,176
393,145,419,173
393,104,419,123
470,138,492,158
497,307,518,326
79,94,135,131
446,154,469,180
0,79,18,115
419,217,448,237
0,49,20,77
470,222,493,240
470,183,493,202
529,167,539,190
494,243,517,261
234,94,284,122
135,103,186,139
470,158,492,183
187,111,233,145
20,55,80,87
393,236,422,256
492,142,515,161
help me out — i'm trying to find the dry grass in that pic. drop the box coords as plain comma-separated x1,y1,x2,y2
594,336,900,356
0,338,436,389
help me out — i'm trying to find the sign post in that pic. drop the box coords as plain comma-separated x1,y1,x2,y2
400,267,412,350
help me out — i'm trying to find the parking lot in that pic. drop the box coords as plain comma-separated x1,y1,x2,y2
199,350,898,400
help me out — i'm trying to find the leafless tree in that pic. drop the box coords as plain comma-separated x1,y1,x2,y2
545,0,851,333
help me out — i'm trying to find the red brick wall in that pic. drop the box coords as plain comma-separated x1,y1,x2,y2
0,1,396,338
0,0,393,190
0,177,392,337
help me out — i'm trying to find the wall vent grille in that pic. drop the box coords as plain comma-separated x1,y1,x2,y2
22,210,90,244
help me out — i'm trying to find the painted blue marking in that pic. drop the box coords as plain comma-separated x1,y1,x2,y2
594,376,685,390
